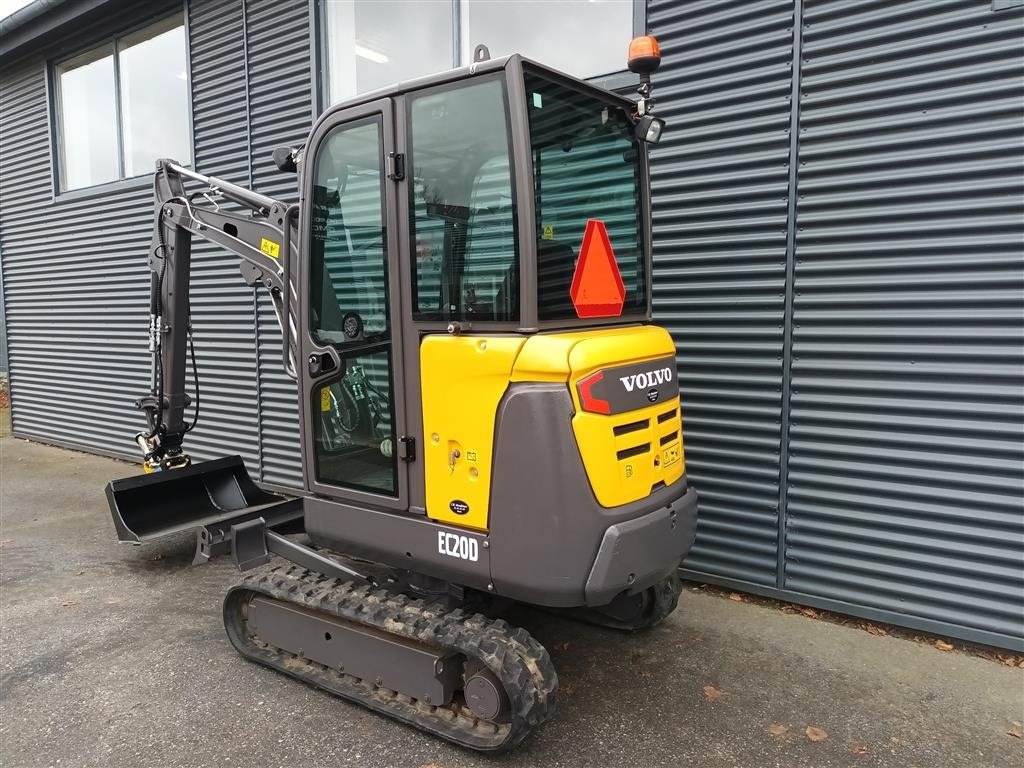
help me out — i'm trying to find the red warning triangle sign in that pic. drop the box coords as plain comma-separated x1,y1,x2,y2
570,219,626,318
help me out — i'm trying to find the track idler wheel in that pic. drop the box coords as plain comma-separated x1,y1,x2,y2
465,668,511,722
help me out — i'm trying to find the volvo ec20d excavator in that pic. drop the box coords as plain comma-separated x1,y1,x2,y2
105,37,696,750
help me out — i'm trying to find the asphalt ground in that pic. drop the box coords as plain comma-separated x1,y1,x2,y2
1,434,1021,768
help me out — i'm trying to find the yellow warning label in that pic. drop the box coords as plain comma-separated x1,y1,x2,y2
662,443,681,467
320,388,331,412
541,224,554,241
260,238,281,258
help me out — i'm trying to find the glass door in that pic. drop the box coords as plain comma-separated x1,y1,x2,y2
300,99,407,508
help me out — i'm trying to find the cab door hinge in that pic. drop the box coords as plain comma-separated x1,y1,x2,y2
387,152,405,181
398,435,416,462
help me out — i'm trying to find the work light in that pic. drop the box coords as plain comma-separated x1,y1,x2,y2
635,114,665,144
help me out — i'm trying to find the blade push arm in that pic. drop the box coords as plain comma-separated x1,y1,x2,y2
137,159,299,470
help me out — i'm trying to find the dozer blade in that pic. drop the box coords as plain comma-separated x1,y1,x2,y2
106,455,301,547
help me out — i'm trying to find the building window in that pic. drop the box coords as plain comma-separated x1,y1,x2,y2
324,0,635,104
54,15,190,192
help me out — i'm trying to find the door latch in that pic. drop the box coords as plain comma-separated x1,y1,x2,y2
386,152,405,181
398,436,416,462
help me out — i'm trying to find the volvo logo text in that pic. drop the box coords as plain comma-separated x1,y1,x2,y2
620,367,674,392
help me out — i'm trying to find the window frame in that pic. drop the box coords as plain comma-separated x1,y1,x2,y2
49,12,193,197
404,72,522,324
318,0,646,106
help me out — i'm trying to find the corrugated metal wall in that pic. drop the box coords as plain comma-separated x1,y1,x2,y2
787,0,1024,648
184,0,260,471
0,17,157,456
652,0,1023,650
245,0,312,488
0,0,311,484
648,0,795,586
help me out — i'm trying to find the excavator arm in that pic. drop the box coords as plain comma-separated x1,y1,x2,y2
107,157,364,579
136,159,299,471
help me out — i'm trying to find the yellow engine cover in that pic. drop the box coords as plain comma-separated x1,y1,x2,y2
563,326,685,508
421,325,686,531
420,335,526,531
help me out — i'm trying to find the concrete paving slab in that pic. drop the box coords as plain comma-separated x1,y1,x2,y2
1,435,1021,768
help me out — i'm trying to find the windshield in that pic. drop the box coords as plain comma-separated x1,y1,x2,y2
525,70,646,320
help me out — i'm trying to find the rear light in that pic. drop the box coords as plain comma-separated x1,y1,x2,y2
578,371,611,414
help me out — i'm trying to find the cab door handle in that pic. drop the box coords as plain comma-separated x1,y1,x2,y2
308,350,340,378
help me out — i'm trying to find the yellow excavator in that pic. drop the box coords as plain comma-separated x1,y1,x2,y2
105,35,697,750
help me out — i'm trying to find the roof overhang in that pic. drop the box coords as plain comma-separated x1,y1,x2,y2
0,0,121,68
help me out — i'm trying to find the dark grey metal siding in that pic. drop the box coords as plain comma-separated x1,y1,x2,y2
0,224,9,372
183,0,260,472
0,0,312,485
787,0,1024,648
0,58,157,456
651,0,1023,650
246,0,313,488
648,0,795,586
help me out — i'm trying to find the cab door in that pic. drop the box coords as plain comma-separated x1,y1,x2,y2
298,98,408,510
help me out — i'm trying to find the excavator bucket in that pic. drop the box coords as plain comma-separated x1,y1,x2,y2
106,455,302,547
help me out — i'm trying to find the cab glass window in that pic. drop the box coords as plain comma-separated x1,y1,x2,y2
525,70,646,320
308,116,398,497
309,117,389,345
408,78,519,321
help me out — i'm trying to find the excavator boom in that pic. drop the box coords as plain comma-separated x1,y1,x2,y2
107,159,305,557
137,160,298,469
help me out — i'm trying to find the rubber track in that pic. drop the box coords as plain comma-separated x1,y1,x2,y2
223,565,557,751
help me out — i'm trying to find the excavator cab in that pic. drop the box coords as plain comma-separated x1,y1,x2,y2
106,43,698,751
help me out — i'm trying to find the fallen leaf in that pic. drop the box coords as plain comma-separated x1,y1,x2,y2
768,723,789,737
1018,659,1024,669
60,600,77,608
934,640,954,652
728,592,745,602
865,624,888,636
781,605,799,615
702,685,723,700
800,607,819,619
805,725,829,742
1008,722,1022,739
850,741,869,755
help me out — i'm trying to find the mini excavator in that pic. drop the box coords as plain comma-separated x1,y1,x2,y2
106,37,697,750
